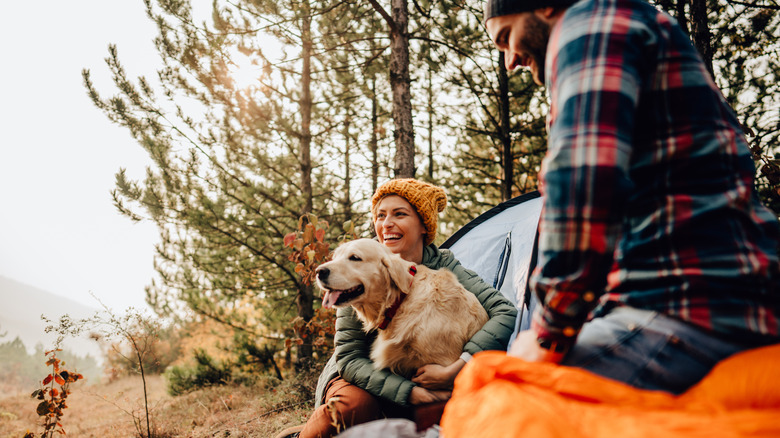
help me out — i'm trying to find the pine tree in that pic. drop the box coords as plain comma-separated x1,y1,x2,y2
83,0,353,367
425,0,548,231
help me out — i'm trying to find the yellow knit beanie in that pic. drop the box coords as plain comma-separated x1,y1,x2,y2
371,179,447,245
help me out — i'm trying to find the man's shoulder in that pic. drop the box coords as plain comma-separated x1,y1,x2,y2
563,0,662,24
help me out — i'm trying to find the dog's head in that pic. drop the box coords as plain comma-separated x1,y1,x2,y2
315,239,416,317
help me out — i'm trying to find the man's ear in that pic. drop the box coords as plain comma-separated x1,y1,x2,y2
382,253,415,294
535,6,565,22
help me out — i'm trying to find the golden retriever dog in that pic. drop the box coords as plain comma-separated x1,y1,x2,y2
315,238,488,378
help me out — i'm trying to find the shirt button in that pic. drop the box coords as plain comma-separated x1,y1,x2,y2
583,291,595,302
563,327,576,337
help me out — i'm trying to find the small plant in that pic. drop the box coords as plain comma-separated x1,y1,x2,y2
88,307,164,438
165,349,233,396
283,214,351,365
24,349,83,438
42,305,168,438
283,213,332,286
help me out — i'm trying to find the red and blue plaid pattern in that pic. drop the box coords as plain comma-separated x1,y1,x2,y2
531,0,780,350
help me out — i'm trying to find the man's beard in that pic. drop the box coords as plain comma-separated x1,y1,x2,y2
523,14,552,85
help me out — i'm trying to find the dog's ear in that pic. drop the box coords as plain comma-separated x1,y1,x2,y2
382,253,415,294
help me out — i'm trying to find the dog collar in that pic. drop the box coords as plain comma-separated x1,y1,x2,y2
378,265,417,330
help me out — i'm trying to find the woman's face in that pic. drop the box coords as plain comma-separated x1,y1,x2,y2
374,195,426,264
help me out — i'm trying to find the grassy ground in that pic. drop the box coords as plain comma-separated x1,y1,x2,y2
0,374,314,438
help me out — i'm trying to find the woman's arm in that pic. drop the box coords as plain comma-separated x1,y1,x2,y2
412,247,518,389
333,306,417,406
438,248,518,354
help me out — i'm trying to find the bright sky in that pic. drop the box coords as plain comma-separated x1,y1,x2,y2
0,1,163,312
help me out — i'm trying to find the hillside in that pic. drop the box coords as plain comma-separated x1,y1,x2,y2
0,276,102,359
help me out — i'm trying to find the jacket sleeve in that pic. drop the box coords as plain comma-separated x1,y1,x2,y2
333,306,416,407
532,3,641,352
437,249,518,354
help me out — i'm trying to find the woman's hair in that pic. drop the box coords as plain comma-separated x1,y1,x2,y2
371,179,447,245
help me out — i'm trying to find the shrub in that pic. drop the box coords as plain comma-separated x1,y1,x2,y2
165,349,232,396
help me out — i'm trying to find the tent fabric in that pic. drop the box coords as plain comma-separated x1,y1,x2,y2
440,344,780,438
441,192,543,335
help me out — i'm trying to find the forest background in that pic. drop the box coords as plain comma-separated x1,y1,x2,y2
1,0,779,436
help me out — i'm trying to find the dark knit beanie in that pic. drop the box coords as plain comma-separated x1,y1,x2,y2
484,0,578,21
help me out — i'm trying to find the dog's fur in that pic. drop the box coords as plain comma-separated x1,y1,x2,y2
316,238,488,378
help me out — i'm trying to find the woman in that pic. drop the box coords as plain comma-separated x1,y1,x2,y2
288,179,517,438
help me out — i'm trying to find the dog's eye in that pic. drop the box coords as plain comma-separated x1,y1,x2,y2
348,254,362,262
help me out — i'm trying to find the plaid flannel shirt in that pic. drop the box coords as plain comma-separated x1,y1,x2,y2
531,0,780,351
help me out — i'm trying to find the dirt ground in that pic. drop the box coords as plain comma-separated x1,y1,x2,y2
0,375,312,438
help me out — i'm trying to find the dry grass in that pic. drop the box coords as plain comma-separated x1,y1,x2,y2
0,374,314,438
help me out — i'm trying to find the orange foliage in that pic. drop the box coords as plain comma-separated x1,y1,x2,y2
26,349,83,438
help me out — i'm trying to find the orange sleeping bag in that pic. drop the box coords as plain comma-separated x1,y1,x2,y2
440,344,780,438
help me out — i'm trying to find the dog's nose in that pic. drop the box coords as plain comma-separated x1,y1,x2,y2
317,267,329,282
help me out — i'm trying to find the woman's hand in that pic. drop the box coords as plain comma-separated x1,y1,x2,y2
409,386,452,405
412,359,466,390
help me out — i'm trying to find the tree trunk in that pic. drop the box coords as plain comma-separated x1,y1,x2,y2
344,113,352,221
297,0,314,364
689,0,714,78
427,66,434,180
390,0,415,178
675,0,690,35
498,52,513,201
371,77,380,192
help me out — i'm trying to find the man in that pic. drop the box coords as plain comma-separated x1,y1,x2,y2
485,0,780,393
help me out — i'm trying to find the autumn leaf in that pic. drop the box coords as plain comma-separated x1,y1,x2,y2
306,250,316,262
283,232,297,248
42,374,53,385
36,401,50,416
315,242,330,260
315,228,325,243
54,374,65,385
303,223,314,242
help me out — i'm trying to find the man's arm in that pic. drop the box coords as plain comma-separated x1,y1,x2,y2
531,3,648,354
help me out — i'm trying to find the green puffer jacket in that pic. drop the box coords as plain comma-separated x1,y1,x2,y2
313,244,518,408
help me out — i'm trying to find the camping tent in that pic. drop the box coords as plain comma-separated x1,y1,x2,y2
441,191,543,339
